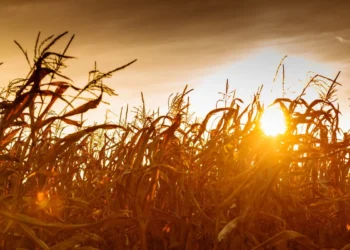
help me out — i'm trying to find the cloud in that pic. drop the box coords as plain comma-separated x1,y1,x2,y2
1,0,350,100
336,36,350,44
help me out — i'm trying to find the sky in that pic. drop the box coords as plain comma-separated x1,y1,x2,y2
1,0,350,130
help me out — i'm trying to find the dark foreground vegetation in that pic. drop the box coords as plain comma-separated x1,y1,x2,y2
0,32,349,250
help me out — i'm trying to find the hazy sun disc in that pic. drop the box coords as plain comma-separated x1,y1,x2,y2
260,106,286,136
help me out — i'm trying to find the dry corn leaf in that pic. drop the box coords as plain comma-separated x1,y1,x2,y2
251,230,319,250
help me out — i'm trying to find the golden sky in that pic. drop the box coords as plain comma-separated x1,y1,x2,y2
1,0,350,129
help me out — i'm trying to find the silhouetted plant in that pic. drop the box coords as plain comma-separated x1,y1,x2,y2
0,33,349,250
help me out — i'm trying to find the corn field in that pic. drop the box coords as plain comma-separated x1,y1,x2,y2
0,32,349,250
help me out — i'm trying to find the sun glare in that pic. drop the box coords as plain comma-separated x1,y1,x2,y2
260,106,286,136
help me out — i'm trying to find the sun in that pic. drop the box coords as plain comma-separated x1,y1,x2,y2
260,105,286,136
